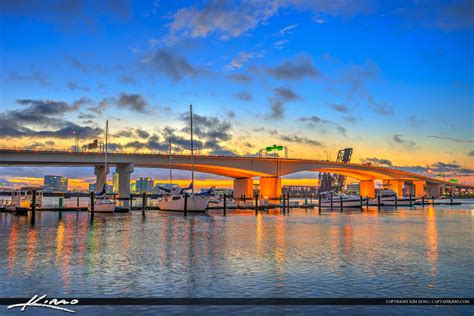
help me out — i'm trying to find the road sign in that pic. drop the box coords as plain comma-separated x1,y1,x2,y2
266,145,283,151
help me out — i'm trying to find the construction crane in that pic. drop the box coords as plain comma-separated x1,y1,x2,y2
318,148,353,193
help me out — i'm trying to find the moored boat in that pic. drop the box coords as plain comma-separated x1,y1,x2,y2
319,191,367,208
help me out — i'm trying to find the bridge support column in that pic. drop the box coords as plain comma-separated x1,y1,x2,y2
94,165,110,192
382,180,404,197
427,183,441,198
259,177,281,199
360,180,375,198
233,178,253,199
116,163,134,199
412,180,426,198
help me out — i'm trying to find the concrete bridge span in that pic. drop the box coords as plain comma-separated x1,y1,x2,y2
0,149,471,199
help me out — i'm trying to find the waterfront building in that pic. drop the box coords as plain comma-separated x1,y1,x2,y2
43,175,68,192
112,172,119,193
136,177,154,193
89,183,113,193
346,182,360,195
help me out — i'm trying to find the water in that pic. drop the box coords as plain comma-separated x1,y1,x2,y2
1,202,473,315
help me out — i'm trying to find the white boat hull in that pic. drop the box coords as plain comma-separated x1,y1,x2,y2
89,199,116,213
377,198,413,206
208,199,237,208
158,195,209,212
320,198,367,208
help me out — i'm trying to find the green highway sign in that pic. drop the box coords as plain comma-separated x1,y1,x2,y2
449,179,458,183
266,145,283,151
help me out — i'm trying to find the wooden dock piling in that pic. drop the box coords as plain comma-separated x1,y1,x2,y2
340,196,343,212
90,192,95,222
223,193,227,216
377,195,381,210
30,189,36,225
142,192,146,216
184,192,188,216
318,194,321,213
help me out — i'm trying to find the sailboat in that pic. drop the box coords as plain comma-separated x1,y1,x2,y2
90,120,116,213
157,104,211,212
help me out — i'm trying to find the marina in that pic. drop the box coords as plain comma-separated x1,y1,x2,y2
1,202,473,315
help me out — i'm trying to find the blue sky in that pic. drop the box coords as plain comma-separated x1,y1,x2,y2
0,0,473,186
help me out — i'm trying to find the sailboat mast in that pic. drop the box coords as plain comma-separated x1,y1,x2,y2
190,104,194,194
169,139,172,185
104,120,108,188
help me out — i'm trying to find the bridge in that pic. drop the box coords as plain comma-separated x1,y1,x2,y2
0,149,472,199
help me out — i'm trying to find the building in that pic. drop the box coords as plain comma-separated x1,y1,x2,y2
346,182,360,195
136,177,154,193
43,175,68,192
112,172,119,193
89,183,113,193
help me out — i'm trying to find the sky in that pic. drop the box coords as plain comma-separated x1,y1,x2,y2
0,0,473,189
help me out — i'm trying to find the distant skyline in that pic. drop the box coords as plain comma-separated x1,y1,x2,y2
0,0,473,187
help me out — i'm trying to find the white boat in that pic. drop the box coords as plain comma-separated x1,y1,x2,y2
319,191,367,208
208,193,238,209
158,192,210,212
376,189,413,206
93,197,116,213
157,104,211,212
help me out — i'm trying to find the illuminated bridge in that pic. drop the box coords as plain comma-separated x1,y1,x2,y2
0,149,472,199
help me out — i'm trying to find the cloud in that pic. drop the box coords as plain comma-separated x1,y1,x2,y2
0,98,102,139
64,55,112,74
117,93,149,113
271,130,322,146
227,51,264,69
427,135,474,144
228,73,252,82
336,125,347,137
141,49,206,81
1,0,131,30
267,87,301,119
67,81,89,91
400,161,474,176
235,91,253,101
360,157,393,167
396,0,474,31
273,39,289,49
392,134,416,150
268,98,284,119
330,104,349,113
266,55,321,80
298,115,327,128
343,116,357,123
368,96,394,116
7,66,50,87
278,23,299,36
274,87,301,101
178,112,236,155
166,0,279,42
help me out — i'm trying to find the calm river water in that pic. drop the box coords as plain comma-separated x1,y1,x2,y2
1,199,473,315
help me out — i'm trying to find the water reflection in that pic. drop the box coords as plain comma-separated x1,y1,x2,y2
425,206,438,288
0,205,472,300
